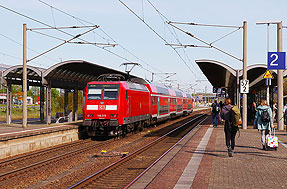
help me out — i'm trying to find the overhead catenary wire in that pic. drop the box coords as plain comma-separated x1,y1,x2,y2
146,0,201,79
50,6,56,27
118,0,197,79
0,2,170,83
0,50,50,68
210,27,241,45
28,26,99,62
0,3,117,63
30,30,66,42
37,0,168,80
168,22,242,62
0,52,21,60
168,21,242,29
0,33,59,64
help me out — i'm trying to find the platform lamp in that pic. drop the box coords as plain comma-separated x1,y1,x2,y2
256,21,284,130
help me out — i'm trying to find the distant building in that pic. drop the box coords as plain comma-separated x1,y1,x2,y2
0,93,33,105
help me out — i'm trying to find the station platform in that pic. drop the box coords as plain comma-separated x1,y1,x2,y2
132,116,287,188
0,121,81,160
0,122,80,141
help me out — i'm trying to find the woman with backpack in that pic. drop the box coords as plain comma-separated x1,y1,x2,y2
254,100,274,150
220,98,238,157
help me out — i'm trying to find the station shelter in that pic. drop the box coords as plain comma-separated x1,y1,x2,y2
195,59,286,114
1,60,145,125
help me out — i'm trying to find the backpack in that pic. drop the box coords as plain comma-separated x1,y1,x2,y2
221,106,231,121
261,109,270,123
231,105,242,126
212,103,219,113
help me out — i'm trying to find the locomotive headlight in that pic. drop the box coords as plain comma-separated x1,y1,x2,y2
87,114,93,118
110,114,118,118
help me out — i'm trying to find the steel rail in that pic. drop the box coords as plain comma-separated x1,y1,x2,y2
0,139,93,166
124,116,208,188
0,138,114,179
68,114,206,188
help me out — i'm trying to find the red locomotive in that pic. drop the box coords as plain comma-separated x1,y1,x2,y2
82,80,193,136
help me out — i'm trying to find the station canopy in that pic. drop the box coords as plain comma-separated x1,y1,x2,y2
195,59,287,91
2,60,146,90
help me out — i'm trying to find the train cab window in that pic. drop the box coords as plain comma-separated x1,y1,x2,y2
104,88,119,100
152,96,157,105
87,84,119,100
103,84,119,100
87,85,102,100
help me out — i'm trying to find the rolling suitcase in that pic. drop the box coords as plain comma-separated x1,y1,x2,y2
266,129,278,150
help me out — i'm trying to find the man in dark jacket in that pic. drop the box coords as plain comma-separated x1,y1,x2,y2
211,100,220,128
220,98,238,157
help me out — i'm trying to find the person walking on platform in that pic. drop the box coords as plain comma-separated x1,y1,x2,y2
220,98,238,157
283,103,287,124
211,100,220,128
254,100,274,150
251,102,257,128
272,102,277,122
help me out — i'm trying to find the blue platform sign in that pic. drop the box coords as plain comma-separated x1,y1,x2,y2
267,52,286,70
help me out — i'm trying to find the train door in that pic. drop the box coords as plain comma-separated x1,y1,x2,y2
158,96,160,115
151,96,158,117
127,91,131,118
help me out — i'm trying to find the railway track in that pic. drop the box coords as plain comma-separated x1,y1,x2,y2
68,114,207,188
0,139,93,167
0,110,208,188
0,138,113,180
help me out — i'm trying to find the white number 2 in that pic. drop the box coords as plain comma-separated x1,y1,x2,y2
270,53,279,66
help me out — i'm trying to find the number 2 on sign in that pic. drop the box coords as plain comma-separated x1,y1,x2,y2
270,53,279,66
240,80,249,93
242,81,247,92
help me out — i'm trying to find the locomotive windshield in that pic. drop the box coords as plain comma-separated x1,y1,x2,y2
87,84,119,100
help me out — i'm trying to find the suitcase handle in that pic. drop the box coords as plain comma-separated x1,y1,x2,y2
270,128,275,137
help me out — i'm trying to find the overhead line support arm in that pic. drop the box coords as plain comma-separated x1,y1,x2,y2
168,22,242,62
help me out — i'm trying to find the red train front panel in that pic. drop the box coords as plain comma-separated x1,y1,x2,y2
83,81,150,136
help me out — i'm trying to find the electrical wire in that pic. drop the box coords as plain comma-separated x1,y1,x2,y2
146,0,201,79
30,30,66,41
118,0,198,79
0,3,126,69
0,2,168,82
50,7,56,27
37,0,168,79
0,33,59,63
0,51,50,68
0,52,21,60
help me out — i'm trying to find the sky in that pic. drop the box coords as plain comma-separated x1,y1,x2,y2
0,0,287,93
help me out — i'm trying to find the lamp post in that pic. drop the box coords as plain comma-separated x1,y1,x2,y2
168,21,248,129
256,21,284,130
242,21,247,130
22,24,27,128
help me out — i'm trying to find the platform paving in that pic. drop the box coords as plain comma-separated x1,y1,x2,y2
0,121,80,141
132,116,287,188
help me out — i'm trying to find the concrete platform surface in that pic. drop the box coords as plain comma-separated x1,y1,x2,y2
0,122,80,141
132,116,287,188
